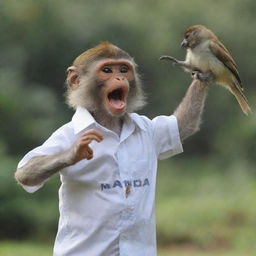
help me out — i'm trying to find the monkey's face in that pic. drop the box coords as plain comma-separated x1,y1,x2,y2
94,59,135,117
181,25,211,49
66,43,145,114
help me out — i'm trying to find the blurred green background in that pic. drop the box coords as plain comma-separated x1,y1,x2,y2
1,0,256,255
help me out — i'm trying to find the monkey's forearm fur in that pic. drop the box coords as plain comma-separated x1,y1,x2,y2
174,80,208,141
15,148,75,186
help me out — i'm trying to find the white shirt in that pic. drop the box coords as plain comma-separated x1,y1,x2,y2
18,107,183,256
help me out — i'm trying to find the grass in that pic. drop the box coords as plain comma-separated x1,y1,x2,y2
156,158,256,255
159,248,255,256
0,241,52,256
0,241,254,256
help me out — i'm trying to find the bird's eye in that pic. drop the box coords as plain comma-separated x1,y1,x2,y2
120,66,129,73
102,67,112,73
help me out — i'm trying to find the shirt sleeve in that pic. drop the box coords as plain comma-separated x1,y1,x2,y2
17,127,69,193
151,115,183,160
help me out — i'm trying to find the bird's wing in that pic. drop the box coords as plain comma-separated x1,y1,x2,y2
209,40,242,88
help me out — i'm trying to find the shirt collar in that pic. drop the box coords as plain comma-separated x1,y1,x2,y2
128,113,146,131
72,106,96,134
72,106,146,134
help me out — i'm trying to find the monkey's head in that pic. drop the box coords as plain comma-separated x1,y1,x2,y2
181,25,217,49
66,42,145,117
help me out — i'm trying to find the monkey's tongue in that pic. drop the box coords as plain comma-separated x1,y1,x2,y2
109,99,126,109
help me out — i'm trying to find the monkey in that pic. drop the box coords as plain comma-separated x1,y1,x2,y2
15,42,146,186
66,42,146,135
15,42,211,256
160,25,251,115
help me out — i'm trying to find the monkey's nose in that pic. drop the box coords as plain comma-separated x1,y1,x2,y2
116,77,124,81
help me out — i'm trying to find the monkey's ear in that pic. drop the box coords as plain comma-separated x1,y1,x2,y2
66,66,80,89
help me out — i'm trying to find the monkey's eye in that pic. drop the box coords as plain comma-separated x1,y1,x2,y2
185,34,189,39
120,66,129,73
102,67,112,73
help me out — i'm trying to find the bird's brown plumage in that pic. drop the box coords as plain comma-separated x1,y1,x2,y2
161,25,251,115
209,40,242,87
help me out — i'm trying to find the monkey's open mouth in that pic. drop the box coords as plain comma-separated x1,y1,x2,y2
107,88,126,110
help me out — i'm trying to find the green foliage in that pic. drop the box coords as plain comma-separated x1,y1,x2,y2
1,0,256,157
0,154,59,240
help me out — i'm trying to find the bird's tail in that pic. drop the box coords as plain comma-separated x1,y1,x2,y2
230,83,251,115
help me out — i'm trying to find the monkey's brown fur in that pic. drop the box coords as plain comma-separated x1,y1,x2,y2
66,42,146,119
72,42,132,72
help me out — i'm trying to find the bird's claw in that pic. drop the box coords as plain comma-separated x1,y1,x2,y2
159,55,179,64
192,71,215,84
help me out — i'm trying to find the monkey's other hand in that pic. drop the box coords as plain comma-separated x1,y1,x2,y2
192,71,215,86
67,129,103,165
159,55,179,66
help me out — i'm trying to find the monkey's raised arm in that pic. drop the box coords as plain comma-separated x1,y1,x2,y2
173,79,209,141
15,129,103,187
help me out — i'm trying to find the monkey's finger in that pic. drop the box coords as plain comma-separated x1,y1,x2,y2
79,134,103,143
79,140,97,150
87,154,93,160
81,129,104,140
83,149,93,158
80,134,103,144
80,152,93,160
80,133,103,142
79,145,94,159
85,145,93,155
78,143,93,152
85,146,93,160
80,131,103,142
159,56,178,63
78,146,93,160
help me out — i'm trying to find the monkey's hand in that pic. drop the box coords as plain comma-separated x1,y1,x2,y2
68,129,103,165
192,71,215,85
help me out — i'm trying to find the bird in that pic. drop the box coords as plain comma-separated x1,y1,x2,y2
160,25,251,115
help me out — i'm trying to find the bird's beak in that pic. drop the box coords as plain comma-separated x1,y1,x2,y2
181,39,189,48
